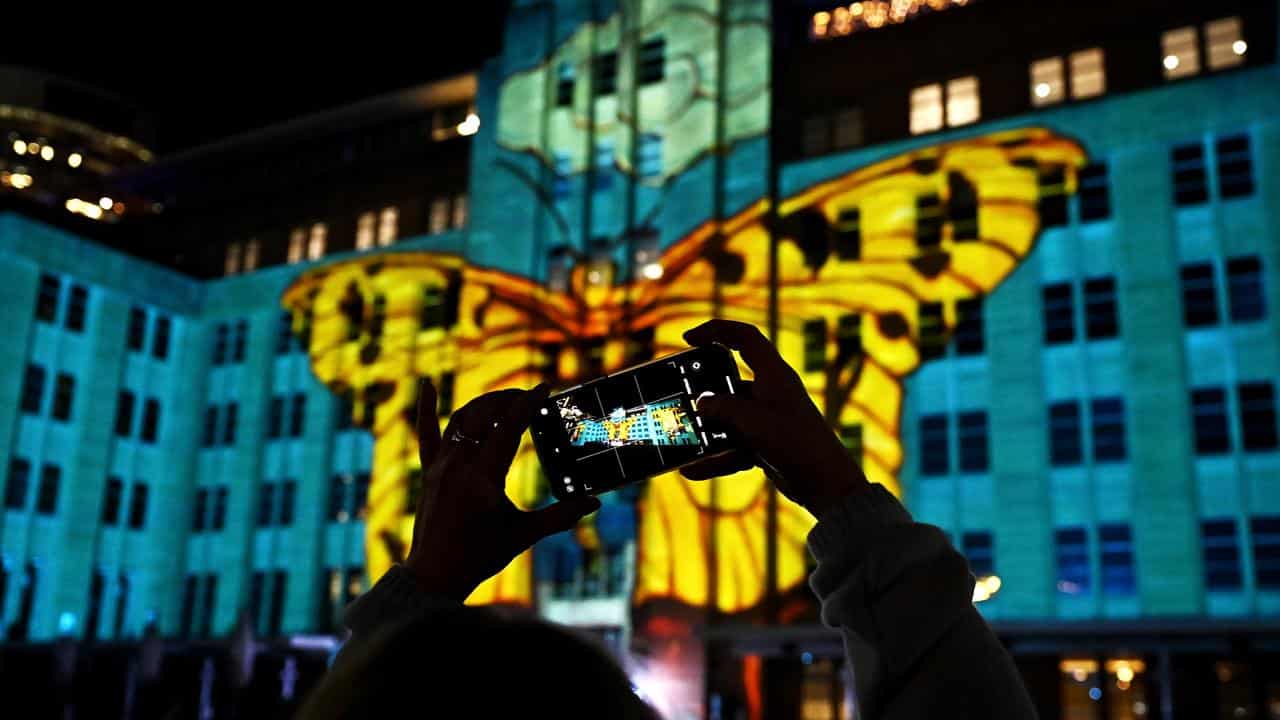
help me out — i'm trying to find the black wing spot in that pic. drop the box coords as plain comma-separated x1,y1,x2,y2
910,252,951,279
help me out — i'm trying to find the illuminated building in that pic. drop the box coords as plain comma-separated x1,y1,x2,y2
1,1,1279,717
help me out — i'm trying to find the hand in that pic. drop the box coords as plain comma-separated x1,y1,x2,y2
404,381,601,601
680,319,869,516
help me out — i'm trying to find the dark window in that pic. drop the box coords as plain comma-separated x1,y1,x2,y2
36,464,60,515
639,37,665,84
267,396,284,439
1216,133,1254,198
1172,142,1208,206
1239,382,1278,451
802,114,831,157
1100,524,1136,595
1252,516,1280,589
1055,527,1091,594
834,208,861,259
152,315,171,359
258,483,276,527
212,487,228,531
1038,167,1069,228
1043,283,1075,344
65,284,88,331
267,571,287,636
202,406,219,448
803,319,827,372
353,472,370,518
222,402,238,446
962,531,994,577
957,411,989,472
948,172,978,241
555,62,575,107
836,314,862,359
7,563,36,641
51,373,75,421
198,575,217,638
953,299,984,355
280,480,296,526
5,458,30,509
102,477,123,525
920,414,949,476
915,194,943,250
248,572,265,635
593,51,618,95
839,424,863,467
1078,162,1111,221
593,144,613,191
231,320,248,363
1227,255,1265,322
276,312,294,355
35,274,60,323
318,568,341,633
84,570,105,640
179,576,198,639
336,389,355,430
115,390,135,437
1181,262,1219,327
127,483,148,530
918,302,946,360
192,488,208,532
126,307,147,351
212,323,228,366
1050,401,1083,466
1192,387,1232,455
1091,397,1127,462
1084,276,1118,339
112,574,129,639
329,474,350,522
20,364,44,414
421,286,446,328
1202,519,1243,590
140,398,160,443
289,393,307,437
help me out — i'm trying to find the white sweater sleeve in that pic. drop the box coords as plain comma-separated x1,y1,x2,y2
806,485,1037,719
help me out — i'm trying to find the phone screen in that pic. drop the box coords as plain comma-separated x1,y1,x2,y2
531,345,741,498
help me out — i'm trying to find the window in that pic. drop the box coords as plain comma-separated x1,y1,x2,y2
280,480,296,526
918,302,946,360
20,364,44,414
1172,142,1208,206
803,319,826,372
35,273,60,323
65,284,88,331
36,464,60,515
277,311,300,355
52,373,75,421
919,414,949,476
335,390,355,431
594,51,618,96
127,483,148,529
1206,16,1246,71
212,486,228,531
1084,276,1118,339
5,458,30,509
378,207,398,246
1162,26,1200,79
1227,256,1265,322
290,393,307,437
354,472,370,517
192,488,208,532
202,406,219,448
112,574,130,638
802,114,831,157
355,212,375,250
152,315,171,360
224,242,241,275
1055,527,1090,594
909,83,943,135
1181,262,1219,327
307,223,327,260
555,62,575,107
267,571,287,636
212,323,228,366
946,76,980,127
1091,397,1127,462
231,319,248,363
287,229,306,264
1050,401,1083,466
180,576,197,639
839,424,863,467
954,299,984,355
1043,283,1075,344
1069,48,1106,99
1216,134,1255,198
114,390,135,437
551,152,572,200
962,531,994,577
451,194,468,229
1192,388,1231,455
438,373,455,416
85,570,105,640
244,240,260,271
1253,517,1280,589
639,37,665,84
268,396,284,439
949,173,978,242
140,398,160,443
329,474,351,522
258,483,276,527
429,197,449,234
836,313,862,358
126,307,147,351
957,411,989,472
1202,519,1242,590
1078,163,1111,221
198,574,217,638
1239,382,1278,451
833,107,864,150
1037,166,1069,227
593,142,613,191
1030,56,1065,106
102,477,123,525
222,402,238,446
638,133,663,179
1099,524,1136,595
916,193,943,250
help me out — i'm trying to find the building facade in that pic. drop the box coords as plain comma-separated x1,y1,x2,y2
2,1,1280,718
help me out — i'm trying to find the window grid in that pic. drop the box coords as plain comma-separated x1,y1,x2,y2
1251,516,1280,589
957,411,989,473
1202,519,1243,590
1192,387,1231,455
1226,255,1265,323
1055,527,1091,594
1100,524,1136,595
962,531,995,577
1180,262,1219,327
1043,283,1075,345
1050,401,1083,466
1084,276,1119,340
919,414,949,476
1239,382,1278,452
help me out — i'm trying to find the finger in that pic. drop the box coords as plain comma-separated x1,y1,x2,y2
695,394,772,444
443,388,525,441
516,496,602,548
416,378,441,469
683,319,792,380
476,384,548,484
680,450,756,480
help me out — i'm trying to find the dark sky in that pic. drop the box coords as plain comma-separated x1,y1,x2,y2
3,4,510,152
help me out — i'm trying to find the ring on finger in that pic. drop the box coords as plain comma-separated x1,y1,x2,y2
449,430,483,445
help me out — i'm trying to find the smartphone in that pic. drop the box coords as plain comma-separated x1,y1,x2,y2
531,344,742,499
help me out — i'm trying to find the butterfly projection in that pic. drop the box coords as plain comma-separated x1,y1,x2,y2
281,127,1086,613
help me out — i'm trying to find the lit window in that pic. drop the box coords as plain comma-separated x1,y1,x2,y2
224,243,241,276
1069,48,1106,99
1162,26,1200,79
307,223,327,260
244,239,259,271
945,76,980,127
909,83,943,135
1206,17,1245,70
451,195,468,229
378,207,399,245
1030,57,1065,106
356,213,375,250
429,198,449,234
287,229,305,264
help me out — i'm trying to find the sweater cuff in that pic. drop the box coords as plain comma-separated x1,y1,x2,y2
343,564,459,634
807,484,913,562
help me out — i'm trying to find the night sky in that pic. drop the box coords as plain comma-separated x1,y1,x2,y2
1,4,510,153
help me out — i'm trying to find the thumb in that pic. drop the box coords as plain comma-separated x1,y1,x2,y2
518,496,601,546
